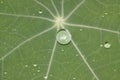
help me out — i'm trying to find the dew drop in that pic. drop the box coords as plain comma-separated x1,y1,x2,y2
4,72,7,75
33,64,37,67
56,29,71,45
25,65,28,68
44,76,48,79
104,12,108,15
104,42,111,49
73,77,76,80
37,70,40,72
38,10,43,14
80,29,83,31
100,44,103,47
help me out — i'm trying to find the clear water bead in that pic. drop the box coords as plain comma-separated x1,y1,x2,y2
56,29,71,45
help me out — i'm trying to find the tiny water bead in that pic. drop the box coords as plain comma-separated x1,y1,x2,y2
38,10,43,14
56,29,71,45
4,72,7,75
44,76,48,79
33,64,37,67
104,42,111,49
25,65,28,68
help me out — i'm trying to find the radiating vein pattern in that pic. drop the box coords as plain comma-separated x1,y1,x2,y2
0,12,54,22
51,0,59,16
0,0,120,80
71,39,100,80
1,59,4,80
44,40,57,80
61,0,64,16
0,25,55,60
65,0,86,20
65,23,120,34
34,0,56,18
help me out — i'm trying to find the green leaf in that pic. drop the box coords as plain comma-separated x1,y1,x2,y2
0,0,120,80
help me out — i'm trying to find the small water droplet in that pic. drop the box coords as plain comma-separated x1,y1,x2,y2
104,42,111,49
56,29,71,45
25,65,28,68
73,77,76,80
37,70,40,72
33,64,37,67
4,72,7,75
104,12,108,15
100,44,103,47
38,10,43,14
80,29,83,31
44,76,48,79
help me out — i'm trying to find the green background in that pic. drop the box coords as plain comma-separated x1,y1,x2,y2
0,0,120,80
